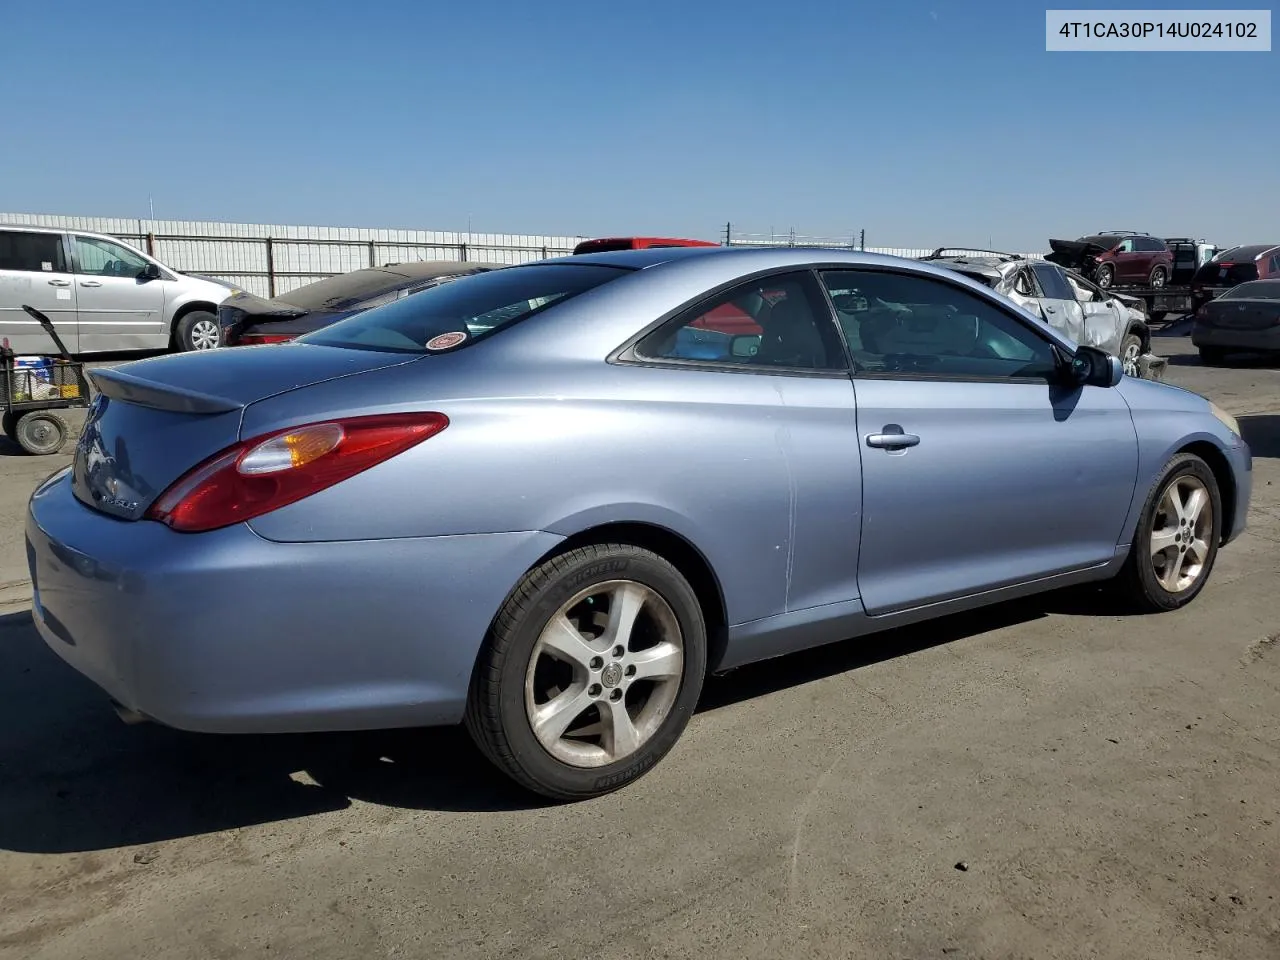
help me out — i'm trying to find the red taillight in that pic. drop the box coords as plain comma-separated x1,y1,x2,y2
238,333,295,345
145,412,449,533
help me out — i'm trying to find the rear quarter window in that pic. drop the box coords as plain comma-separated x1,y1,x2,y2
300,264,628,354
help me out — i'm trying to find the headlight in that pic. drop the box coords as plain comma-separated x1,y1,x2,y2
1208,402,1240,437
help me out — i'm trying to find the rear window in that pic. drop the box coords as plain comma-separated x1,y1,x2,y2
1194,260,1260,285
573,239,635,254
300,263,628,353
1080,235,1123,249
1223,281,1280,300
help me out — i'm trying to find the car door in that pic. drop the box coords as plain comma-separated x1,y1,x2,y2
818,267,1139,617
1110,237,1142,283
70,234,168,351
1030,261,1087,343
0,229,78,353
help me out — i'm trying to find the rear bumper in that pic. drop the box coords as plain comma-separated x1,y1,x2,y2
1192,324,1280,351
26,470,561,733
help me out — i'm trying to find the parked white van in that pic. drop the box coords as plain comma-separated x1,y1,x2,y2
0,226,235,354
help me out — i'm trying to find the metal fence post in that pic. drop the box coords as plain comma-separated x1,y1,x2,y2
368,238,377,268
265,237,276,298
145,233,156,256
459,242,468,262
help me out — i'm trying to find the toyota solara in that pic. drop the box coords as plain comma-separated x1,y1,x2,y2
25,247,1251,800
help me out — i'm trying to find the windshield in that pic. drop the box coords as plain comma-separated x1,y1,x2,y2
1223,281,1280,300
301,263,629,353
1080,235,1122,249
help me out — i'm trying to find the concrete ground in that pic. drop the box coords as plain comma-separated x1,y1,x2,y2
1,331,1277,960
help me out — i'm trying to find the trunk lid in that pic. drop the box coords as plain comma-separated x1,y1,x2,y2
72,344,416,520
1199,298,1280,331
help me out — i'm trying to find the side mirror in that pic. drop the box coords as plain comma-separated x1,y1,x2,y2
140,262,162,280
729,334,761,359
1065,345,1123,388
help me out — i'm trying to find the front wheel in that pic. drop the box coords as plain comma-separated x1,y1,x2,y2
465,544,707,801
176,311,221,351
1119,333,1143,377
1113,453,1222,613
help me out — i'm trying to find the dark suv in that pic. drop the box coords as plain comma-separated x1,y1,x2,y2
1046,233,1174,289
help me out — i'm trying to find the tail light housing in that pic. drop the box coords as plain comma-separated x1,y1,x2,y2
146,412,449,532
238,333,296,345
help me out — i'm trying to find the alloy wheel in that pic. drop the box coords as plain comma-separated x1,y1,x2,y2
190,319,221,350
1149,475,1213,593
1122,340,1141,377
523,580,684,768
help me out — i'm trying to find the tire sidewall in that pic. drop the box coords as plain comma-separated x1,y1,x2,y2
491,549,707,797
1150,266,1167,287
1132,454,1222,610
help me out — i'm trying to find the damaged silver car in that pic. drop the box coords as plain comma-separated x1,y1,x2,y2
918,249,1165,380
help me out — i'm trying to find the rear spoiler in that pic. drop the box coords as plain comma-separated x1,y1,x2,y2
88,367,243,415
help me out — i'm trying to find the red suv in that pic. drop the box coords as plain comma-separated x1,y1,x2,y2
572,236,719,255
1047,233,1174,289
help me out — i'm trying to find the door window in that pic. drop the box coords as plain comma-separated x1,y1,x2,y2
818,269,1060,381
73,235,150,277
0,231,67,273
636,272,847,371
1032,262,1076,301
1115,238,1135,253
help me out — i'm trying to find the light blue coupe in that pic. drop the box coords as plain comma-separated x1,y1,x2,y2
26,247,1251,799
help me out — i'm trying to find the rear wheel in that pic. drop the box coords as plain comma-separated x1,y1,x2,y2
1120,332,1143,377
176,311,220,351
465,543,707,801
14,411,68,456
1,411,18,442
1198,346,1228,366
1113,453,1221,613
1149,310,1168,323
1095,264,1115,289
1149,266,1168,288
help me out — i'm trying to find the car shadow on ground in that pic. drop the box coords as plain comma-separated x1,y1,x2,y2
1239,415,1280,459
0,583,1136,853
1165,351,1280,368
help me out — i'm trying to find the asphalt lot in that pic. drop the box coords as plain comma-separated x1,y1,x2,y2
1,330,1278,960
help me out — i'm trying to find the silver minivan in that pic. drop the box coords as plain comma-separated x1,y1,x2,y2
0,226,235,354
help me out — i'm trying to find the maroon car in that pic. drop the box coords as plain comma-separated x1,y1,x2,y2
1046,233,1174,289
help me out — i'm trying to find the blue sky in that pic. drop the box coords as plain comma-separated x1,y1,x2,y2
0,0,1273,249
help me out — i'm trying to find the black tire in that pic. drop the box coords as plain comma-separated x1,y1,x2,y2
1113,453,1222,613
1149,266,1168,288
1095,264,1115,288
1149,310,1168,323
175,310,221,352
1,411,18,441
1198,346,1228,366
14,411,68,456
464,543,707,801
1120,332,1143,377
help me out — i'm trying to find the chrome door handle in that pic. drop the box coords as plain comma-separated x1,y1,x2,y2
867,432,920,449
47,278,71,287
80,280,102,287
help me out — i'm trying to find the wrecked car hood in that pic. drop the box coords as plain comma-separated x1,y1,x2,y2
1045,238,1108,270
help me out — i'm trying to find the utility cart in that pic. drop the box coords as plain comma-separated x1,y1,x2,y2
1,305,91,455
